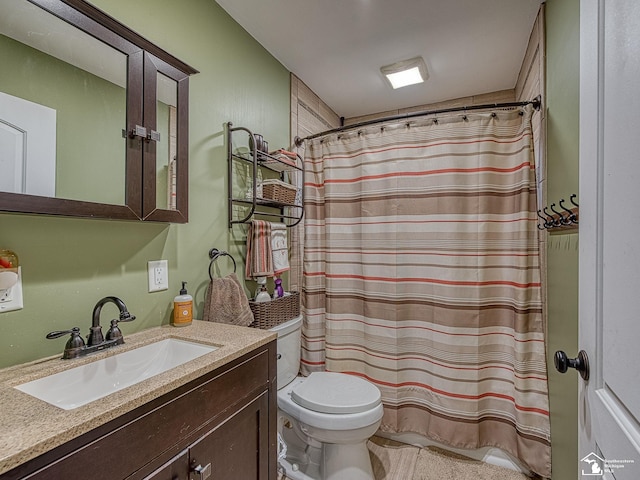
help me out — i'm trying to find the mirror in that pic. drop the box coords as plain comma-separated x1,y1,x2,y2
155,72,178,211
0,0,128,205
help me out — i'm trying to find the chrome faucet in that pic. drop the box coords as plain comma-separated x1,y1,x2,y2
47,296,136,359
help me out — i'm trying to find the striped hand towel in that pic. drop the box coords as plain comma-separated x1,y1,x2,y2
245,220,274,279
271,222,289,275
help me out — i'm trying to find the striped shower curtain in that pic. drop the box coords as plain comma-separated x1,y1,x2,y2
301,106,551,478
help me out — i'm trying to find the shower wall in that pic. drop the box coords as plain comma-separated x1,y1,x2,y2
289,74,341,292
344,89,516,126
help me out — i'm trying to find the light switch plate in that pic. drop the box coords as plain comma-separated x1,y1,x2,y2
148,260,168,292
0,267,23,313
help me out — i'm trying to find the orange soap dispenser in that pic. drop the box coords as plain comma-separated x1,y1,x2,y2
172,281,193,327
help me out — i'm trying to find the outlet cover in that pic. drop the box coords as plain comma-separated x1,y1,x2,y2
0,267,23,313
148,260,168,292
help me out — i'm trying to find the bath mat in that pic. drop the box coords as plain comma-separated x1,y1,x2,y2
412,446,533,480
368,436,420,480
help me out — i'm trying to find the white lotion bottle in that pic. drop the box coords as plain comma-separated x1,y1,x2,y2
254,276,271,303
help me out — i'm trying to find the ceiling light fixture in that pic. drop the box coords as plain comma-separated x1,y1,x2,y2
381,56,429,90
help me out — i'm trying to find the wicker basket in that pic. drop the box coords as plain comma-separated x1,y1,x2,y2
249,291,300,329
261,179,297,204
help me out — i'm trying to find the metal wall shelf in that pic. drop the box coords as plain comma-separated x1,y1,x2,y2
227,122,304,228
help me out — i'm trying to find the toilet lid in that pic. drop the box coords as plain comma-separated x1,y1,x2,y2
291,372,381,414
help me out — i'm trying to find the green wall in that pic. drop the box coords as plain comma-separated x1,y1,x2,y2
0,0,290,368
545,0,580,478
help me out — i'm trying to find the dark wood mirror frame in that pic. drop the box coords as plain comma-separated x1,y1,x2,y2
0,0,198,222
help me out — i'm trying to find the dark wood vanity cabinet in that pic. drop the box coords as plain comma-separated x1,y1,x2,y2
2,341,277,480
186,393,269,480
142,394,270,480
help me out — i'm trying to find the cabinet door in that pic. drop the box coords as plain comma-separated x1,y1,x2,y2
189,393,269,480
143,450,189,480
141,52,190,223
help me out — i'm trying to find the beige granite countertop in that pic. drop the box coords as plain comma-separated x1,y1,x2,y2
0,320,275,475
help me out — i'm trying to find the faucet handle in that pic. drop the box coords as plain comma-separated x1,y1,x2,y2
106,319,123,341
46,327,86,357
46,327,81,340
105,312,135,342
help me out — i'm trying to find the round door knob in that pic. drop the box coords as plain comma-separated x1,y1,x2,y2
554,350,590,381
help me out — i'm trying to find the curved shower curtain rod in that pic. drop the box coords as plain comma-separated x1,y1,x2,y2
294,95,542,146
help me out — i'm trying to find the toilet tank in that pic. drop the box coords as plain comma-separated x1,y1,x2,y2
270,315,302,389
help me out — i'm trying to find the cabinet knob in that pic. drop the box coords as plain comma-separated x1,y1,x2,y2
190,463,212,480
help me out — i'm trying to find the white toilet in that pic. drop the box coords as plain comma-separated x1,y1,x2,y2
271,315,384,480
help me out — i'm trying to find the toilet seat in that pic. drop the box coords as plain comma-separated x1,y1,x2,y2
291,372,381,414
278,376,384,431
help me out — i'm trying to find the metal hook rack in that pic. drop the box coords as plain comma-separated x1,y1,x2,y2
537,194,579,231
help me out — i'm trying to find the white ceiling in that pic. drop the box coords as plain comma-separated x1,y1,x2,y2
215,0,543,119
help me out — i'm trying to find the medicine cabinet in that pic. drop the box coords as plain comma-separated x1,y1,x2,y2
0,0,198,222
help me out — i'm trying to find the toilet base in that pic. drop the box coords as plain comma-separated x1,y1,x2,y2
279,417,375,480
279,456,318,480
278,426,320,480
323,442,375,480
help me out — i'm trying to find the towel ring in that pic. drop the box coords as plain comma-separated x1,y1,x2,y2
208,248,237,280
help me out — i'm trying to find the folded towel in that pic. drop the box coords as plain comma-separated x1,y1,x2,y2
203,273,254,326
245,220,274,279
271,222,290,275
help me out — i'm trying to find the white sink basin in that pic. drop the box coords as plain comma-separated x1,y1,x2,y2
15,338,217,410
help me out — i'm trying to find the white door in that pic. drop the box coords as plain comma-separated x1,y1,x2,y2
577,0,640,478
0,91,56,197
